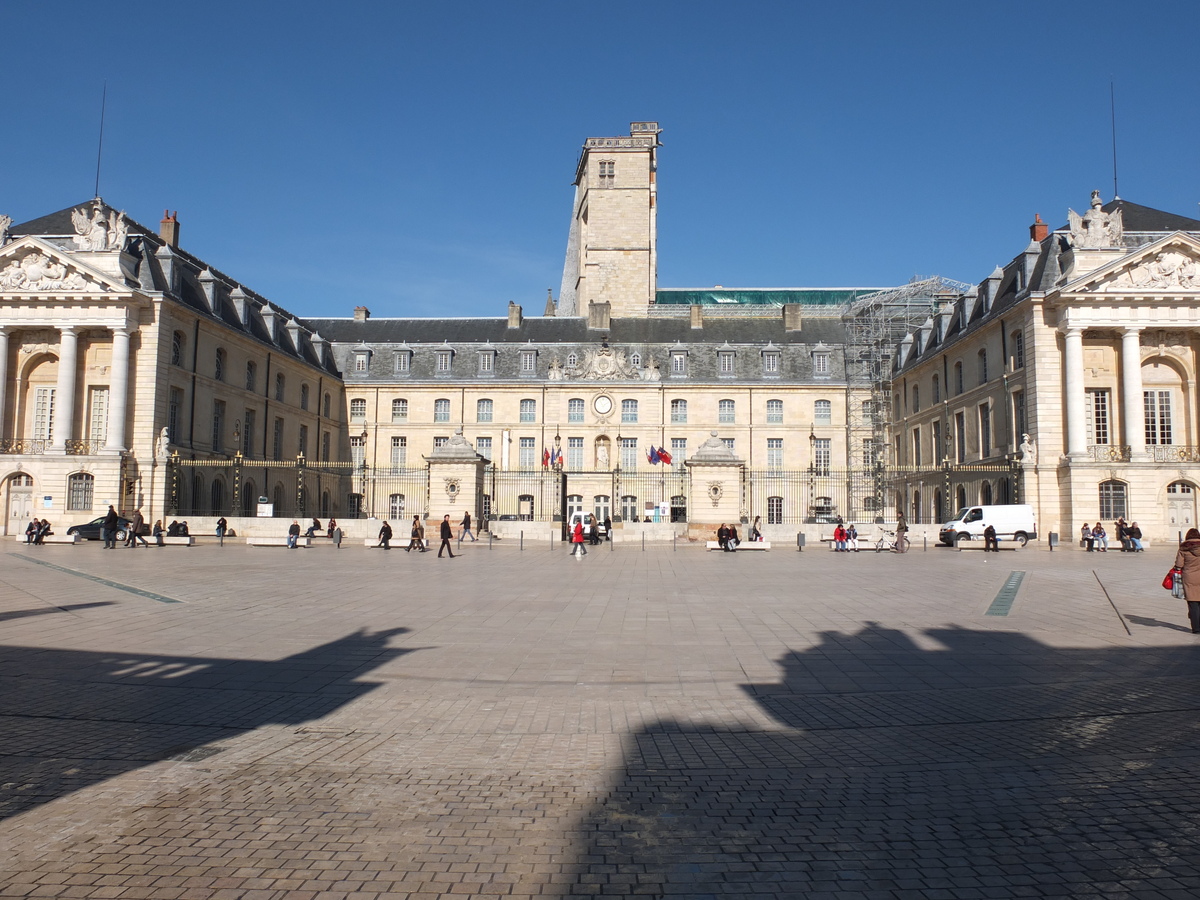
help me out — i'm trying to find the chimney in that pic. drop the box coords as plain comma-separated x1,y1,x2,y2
690,305,703,329
507,301,523,329
353,306,370,322
1029,213,1048,242
159,210,179,248
587,301,611,330
782,303,803,331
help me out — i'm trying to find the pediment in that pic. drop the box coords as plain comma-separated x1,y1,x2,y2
1065,233,1200,295
0,236,126,295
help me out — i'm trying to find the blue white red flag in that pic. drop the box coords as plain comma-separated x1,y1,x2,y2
657,446,673,465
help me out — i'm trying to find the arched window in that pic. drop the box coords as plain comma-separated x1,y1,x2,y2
275,373,285,402
670,399,687,424
323,393,331,418
670,495,687,523
193,474,205,516
956,486,967,512
1099,480,1127,519
954,361,964,395
171,331,185,367
767,399,783,424
214,348,225,382
567,353,578,368
621,399,638,423
566,494,583,517
911,385,920,413
211,478,226,515
718,399,735,424
477,399,493,423
932,374,940,403
321,489,330,517
767,496,783,525
978,349,988,385
814,399,832,424
300,384,309,411
350,398,367,421
392,398,408,421
593,495,611,520
273,483,285,515
245,361,257,391
620,495,638,521
981,482,993,505
630,352,641,367
67,473,94,511
912,490,921,523
435,398,451,422
242,480,257,517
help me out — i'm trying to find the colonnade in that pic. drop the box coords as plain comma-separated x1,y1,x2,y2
0,324,133,453
1062,325,1146,459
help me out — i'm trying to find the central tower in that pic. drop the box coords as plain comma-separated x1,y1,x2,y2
558,122,661,318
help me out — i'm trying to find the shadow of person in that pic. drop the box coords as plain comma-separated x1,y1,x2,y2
0,627,417,820
556,623,1200,897
0,602,115,623
1125,614,1193,633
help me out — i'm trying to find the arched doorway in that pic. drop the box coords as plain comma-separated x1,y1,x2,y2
981,482,993,505
5,473,34,535
1167,481,1195,530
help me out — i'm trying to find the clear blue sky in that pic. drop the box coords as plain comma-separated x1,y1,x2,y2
5,1,1199,320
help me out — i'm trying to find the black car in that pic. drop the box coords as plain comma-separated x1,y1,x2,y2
67,515,134,542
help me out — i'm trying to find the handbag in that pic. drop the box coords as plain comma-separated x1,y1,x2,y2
1173,571,1186,600
1163,569,1179,590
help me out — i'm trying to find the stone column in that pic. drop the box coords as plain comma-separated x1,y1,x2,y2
51,326,78,451
1063,326,1087,458
0,328,8,442
1121,327,1145,458
105,326,132,452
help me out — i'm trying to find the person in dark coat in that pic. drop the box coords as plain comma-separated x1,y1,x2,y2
406,515,427,552
127,509,148,547
378,520,393,550
102,504,120,549
983,523,999,552
1174,528,1200,633
437,514,457,558
1129,522,1144,551
717,524,729,550
287,519,301,549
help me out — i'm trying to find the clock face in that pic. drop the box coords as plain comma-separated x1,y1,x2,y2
593,395,613,415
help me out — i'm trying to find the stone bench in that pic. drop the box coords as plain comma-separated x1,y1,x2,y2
705,541,770,551
246,536,311,548
13,533,79,545
957,541,1019,551
364,538,430,548
152,535,196,546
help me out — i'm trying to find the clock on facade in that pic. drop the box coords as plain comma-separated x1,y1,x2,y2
593,395,613,416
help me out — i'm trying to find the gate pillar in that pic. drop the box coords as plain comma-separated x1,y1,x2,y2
425,428,487,527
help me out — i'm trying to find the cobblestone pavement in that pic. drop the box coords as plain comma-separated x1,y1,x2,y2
1,537,1199,898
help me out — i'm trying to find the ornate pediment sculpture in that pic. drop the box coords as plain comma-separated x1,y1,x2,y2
1096,246,1200,292
571,344,638,380
70,202,129,252
0,249,97,292
1068,190,1123,249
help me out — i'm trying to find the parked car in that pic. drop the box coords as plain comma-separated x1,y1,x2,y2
67,515,134,542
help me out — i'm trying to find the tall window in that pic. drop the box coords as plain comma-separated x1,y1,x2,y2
298,424,308,457
1014,391,1027,442
243,409,255,456
912,428,921,465
392,398,408,422
434,398,451,423
245,361,257,391
479,351,494,374
911,386,920,413
300,384,309,411
1145,391,1173,445
214,349,225,382
978,349,988,385
275,373,285,402
598,160,615,186
350,434,365,467
354,352,368,372
391,436,407,472
621,495,639,522
567,437,584,470
671,352,687,376
568,398,584,423
520,399,536,423
762,352,780,375
1086,389,1110,445
954,361,964,394
87,387,109,445
718,351,736,376
390,494,406,518
670,399,687,423
622,399,638,423
932,375,940,403
1011,331,1025,369
812,351,830,376
67,473,94,511
620,437,638,470
476,436,492,460
767,438,783,469
767,399,783,424
436,350,453,373
171,331,185,366
166,387,180,444
211,400,225,452
814,399,832,424
718,399,735,424
394,351,410,374
33,387,55,442
273,417,284,460
518,437,536,469
323,393,331,418
767,496,783,525
931,421,942,463
322,431,330,462
671,437,686,463
813,438,831,475
477,399,493,423
350,398,367,421
1099,480,1127,519
954,411,966,463
520,350,537,374
978,404,991,457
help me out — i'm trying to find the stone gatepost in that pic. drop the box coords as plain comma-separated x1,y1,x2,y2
685,431,746,539
425,428,487,528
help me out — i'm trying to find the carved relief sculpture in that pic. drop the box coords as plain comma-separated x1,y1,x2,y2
0,251,91,291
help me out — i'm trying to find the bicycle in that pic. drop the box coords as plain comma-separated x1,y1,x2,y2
874,529,910,553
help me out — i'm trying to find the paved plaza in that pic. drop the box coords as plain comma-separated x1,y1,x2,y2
2,536,1199,899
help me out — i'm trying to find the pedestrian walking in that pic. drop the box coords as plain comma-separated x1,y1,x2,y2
407,515,427,552
572,520,586,559
459,511,477,541
378,520,393,550
603,515,612,541
1173,528,1200,633
101,505,120,549
153,520,165,546
588,513,601,546
437,514,457,557
127,508,149,547
895,512,909,553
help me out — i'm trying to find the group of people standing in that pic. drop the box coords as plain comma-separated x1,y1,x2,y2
1080,519,1143,552
374,513,468,557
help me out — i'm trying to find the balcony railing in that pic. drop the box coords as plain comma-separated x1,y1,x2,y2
1088,445,1131,462
1151,445,1200,463
0,439,48,455
65,440,106,455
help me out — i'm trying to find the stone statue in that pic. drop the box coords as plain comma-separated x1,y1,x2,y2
641,357,661,382
1067,190,1123,250
71,204,109,251
107,209,129,251
0,214,11,246
596,441,610,470
547,358,564,381
1019,433,1037,465
157,426,171,460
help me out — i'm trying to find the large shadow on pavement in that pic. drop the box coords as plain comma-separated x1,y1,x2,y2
560,624,1200,897
0,627,413,820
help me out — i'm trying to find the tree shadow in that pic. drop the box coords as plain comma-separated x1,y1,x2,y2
559,624,1200,897
0,627,415,820
0,602,115,623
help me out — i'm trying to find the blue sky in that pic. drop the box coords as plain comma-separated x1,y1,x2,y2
5,1,1199,320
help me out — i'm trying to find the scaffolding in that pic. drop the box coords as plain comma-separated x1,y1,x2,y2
841,276,974,521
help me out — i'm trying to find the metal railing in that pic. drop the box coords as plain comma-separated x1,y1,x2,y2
1150,446,1200,463
1089,445,1132,462
0,439,48,454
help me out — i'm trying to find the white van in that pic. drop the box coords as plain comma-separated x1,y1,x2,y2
938,504,1037,546
566,511,606,539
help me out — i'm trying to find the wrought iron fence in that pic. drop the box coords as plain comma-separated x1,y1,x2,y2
610,465,691,522
483,466,563,522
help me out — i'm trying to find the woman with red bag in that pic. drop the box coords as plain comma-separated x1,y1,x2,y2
1172,528,1200,633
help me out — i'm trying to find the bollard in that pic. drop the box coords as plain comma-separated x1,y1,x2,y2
610,531,614,551
796,532,805,552
1048,532,1058,552
489,531,493,550
520,530,524,552
673,532,676,552
923,535,927,552
642,532,645,552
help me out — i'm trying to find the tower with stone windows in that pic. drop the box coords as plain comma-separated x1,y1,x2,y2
558,122,660,318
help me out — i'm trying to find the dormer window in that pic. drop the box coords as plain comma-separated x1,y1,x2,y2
630,352,641,368
436,347,454,374
812,345,831,377
567,352,578,368
520,349,537,375
394,350,411,374
761,344,780,376
671,349,687,376
718,346,736,377
478,349,495,374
